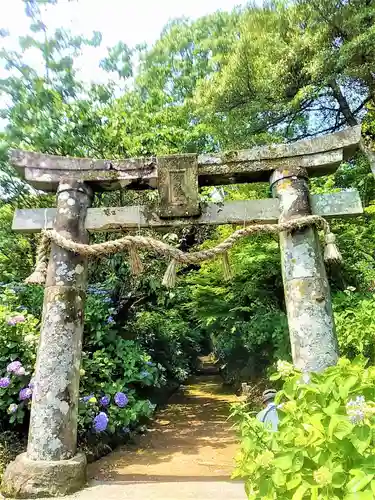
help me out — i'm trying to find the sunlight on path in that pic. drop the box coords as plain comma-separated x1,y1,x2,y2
89,375,240,483
72,373,245,499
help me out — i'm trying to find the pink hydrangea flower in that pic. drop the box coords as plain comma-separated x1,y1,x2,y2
7,361,22,373
7,315,25,326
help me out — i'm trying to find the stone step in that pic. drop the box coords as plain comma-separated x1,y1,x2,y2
52,480,246,500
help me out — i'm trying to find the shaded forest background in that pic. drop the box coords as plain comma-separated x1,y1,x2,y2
0,0,374,462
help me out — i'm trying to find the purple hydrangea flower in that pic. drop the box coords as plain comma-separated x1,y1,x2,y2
19,387,32,401
0,377,10,388
146,361,153,366
7,361,22,373
93,412,109,432
114,392,128,408
100,395,110,407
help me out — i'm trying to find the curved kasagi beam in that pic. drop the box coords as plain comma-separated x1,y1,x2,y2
10,125,361,192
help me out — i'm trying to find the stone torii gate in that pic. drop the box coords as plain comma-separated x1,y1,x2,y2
2,126,363,498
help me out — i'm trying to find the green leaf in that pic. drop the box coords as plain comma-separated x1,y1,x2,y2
273,453,294,471
292,484,308,500
287,474,301,490
352,425,371,454
339,375,358,399
346,473,374,493
323,400,341,416
310,487,319,500
344,493,374,500
328,415,353,440
332,471,347,488
292,452,304,472
272,468,286,487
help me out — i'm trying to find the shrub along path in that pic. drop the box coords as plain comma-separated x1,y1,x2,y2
65,367,245,499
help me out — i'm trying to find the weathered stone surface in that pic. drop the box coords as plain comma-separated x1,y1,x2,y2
10,126,361,191
271,168,339,372
157,154,200,218
1,452,86,498
26,181,92,462
12,190,363,233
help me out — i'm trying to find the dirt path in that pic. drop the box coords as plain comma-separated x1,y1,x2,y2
89,374,240,483
68,373,246,499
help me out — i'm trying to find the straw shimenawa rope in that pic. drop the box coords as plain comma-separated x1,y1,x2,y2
25,214,342,288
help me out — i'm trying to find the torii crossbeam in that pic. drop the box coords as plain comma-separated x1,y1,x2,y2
3,126,364,498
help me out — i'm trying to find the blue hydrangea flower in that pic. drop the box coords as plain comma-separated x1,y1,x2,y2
93,412,109,432
347,396,367,425
19,387,32,401
114,392,128,408
82,394,95,403
350,410,365,424
100,395,110,407
146,361,153,366
107,316,115,324
7,361,22,373
0,377,10,388
140,371,149,379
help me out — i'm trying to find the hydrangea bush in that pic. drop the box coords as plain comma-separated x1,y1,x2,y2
78,387,155,436
232,357,375,500
0,288,39,427
0,280,201,446
0,285,160,436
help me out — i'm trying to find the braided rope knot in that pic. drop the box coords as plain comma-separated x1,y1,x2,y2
25,215,341,287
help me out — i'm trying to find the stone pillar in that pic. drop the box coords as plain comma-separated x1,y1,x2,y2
270,167,339,372
2,181,93,498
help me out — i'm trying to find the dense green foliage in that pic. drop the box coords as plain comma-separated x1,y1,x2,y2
0,0,374,477
233,358,375,499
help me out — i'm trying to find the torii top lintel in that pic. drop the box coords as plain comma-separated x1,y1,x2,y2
11,126,361,192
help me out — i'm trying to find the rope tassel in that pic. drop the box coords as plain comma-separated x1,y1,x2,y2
162,259,177,288
324,232,342,264
128,244,143,276
25,234,50,285
221,252,232,281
